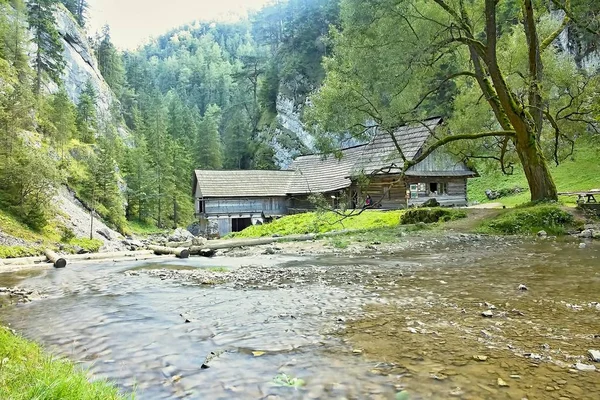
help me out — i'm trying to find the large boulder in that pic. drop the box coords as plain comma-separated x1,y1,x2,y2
169,228,195,243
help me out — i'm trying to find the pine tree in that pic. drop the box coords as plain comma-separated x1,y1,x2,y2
27,0,65,94
49,88,77,157
76,80,97,143
59,0,88,26
95,25,125,94
196,104,222,169
143,92,174,227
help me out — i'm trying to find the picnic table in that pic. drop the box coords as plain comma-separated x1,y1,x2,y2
559,190,599,204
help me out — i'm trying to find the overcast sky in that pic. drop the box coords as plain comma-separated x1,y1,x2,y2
87,0,274,49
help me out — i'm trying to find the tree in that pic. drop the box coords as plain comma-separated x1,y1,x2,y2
76,80,97,142
59,0,88,27
27,0,65,94
196,104,223,169
309,0,599,202
95,25,125,94
47,88,77,156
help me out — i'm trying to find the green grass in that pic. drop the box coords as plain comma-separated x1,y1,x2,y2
125,220,169,236
0,327,132,400
0,209,60,244
0,245,43,259
228,210,404,238
478,205,579,235
64,238,104,253
468,144,600,207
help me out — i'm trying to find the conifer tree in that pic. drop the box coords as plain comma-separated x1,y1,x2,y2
27,0,65,94
196,104,222,169
49,88,77,157
59,0,88,26
76,80,97,143
96,25,125,94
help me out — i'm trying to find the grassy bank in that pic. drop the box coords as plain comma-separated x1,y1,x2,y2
0,327,131,400
468,144,600,207
478,205,581,235
0,208,104,259
228,210,404,238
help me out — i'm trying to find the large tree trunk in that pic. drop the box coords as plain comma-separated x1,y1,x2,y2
514,127,558,202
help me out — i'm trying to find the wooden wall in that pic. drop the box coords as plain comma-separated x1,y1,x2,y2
198,197,288,216
354,175,407,210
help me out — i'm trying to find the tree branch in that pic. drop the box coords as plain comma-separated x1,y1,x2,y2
541,0,570,52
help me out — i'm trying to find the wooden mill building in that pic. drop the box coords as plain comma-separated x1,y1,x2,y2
193,118,477,236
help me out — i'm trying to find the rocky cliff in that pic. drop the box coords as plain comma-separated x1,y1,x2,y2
47,5,118,124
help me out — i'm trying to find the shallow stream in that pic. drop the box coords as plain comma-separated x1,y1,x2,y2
0,235,598,399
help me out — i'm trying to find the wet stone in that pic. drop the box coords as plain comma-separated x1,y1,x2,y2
588,349,600,362
574,363,596,372
482,310,494,318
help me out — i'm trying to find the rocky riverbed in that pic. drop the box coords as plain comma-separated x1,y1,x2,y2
0,234,598,399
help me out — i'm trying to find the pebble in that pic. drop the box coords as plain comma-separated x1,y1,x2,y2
482,310,494,318
497,378,509,387
546,386,555,391
518,284,528,291
473,355,488,361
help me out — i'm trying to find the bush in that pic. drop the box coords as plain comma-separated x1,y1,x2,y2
67,238,103,253
0,246,42,259
400,208,467,225
481,206,574,235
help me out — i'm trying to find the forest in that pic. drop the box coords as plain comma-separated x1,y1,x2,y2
0,0,598,236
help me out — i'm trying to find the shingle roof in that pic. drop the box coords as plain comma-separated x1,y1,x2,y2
194,170,296,198
195,118,475,197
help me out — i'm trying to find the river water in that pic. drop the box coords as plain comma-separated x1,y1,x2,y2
0,235,599,399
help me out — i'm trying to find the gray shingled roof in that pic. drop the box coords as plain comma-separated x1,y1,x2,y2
195,118,475,197
194,170,295,198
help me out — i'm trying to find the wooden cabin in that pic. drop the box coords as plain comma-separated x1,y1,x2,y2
193,118,477,236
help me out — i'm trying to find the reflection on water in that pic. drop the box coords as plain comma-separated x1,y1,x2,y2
0,237,599,399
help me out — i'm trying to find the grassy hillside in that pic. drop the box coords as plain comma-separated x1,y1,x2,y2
228,210,403,238
468,144,600,207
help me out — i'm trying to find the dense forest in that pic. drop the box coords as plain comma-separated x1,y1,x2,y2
0,0,598,235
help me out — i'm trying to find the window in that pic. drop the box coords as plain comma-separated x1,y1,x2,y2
428,182,447,195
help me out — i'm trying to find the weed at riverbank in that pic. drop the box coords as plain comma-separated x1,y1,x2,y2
0,327,131,400
479,206,577,235
229,210,403,238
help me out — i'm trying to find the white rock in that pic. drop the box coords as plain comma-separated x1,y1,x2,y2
537,230,547,237
518,284,528,291
579,243,587,249
579,229,594,238
575,362,596,372
588,349,600,362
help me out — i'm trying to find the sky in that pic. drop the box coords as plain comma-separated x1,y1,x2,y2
87,0,274,49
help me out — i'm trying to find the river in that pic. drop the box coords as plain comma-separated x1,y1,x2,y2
0,235,598,399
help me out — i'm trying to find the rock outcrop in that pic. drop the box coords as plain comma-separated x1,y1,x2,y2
48,6,125,136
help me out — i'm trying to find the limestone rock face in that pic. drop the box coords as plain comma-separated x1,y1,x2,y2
47,6,123,136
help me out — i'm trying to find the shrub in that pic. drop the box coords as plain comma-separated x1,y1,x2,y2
481,206,574,235
400,208,467,225
67,238,103,253
0,246,42,259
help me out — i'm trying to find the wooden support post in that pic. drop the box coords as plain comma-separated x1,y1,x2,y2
44,249,67,269
149,245,190,259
